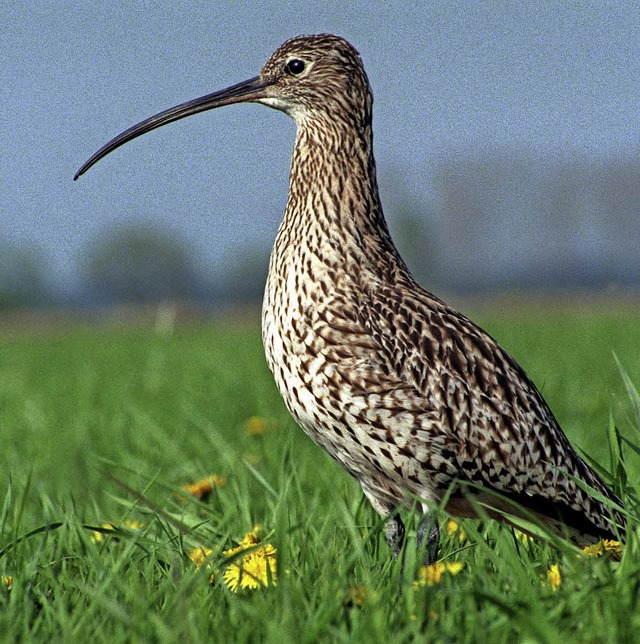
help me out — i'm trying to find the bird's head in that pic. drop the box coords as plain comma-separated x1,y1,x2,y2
260,34,372,125
74,34,371,180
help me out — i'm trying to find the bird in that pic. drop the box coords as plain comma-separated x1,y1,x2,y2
75,34,625,563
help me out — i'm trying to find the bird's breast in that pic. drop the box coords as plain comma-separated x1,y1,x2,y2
261,247,336,425
260,244,439,501
261,246,383,471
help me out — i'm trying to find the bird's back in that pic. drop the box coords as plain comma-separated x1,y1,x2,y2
361,274,624,543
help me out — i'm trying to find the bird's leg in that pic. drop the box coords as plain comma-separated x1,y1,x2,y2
385,514,405,560
359,483,407,560
417,515,440,565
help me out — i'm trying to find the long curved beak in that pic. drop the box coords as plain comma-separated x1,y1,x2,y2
74,76,268,180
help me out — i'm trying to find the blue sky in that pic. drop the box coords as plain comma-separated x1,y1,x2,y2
3,2,639,295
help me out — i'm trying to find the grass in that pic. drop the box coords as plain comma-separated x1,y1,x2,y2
1,302,639,642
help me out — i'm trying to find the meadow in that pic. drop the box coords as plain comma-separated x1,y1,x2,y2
1,300,639,642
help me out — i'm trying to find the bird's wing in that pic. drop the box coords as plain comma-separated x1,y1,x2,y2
337,277,624,540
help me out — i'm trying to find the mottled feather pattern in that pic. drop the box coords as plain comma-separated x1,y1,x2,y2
261,34,624,548
76,32,625,559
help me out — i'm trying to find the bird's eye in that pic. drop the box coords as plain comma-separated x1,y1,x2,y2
285,59,306,75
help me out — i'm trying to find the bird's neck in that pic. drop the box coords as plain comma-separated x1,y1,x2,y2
274,118,407,279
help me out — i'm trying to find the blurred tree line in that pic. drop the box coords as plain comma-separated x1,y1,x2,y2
82,225,200,305
0,243,48,309
1,153,638,312
0,223,270,312
433,154,640,292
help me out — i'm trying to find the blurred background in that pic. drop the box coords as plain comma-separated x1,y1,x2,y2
3,2,639,314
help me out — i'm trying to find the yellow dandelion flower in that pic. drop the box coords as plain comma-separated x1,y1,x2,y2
580,539,623,559
445,519,467,543
180,474,226,501
547,563,561,591
343,585,368,607
89,520,144,543
581,542,603,557
603,540,622,555
514,529,534,544
413,561,465,588
189,546,214,568
1,575,13,589
90,523,113,543
222,528,277,592
122,520,144,531
244,452,262,465
189,546,215,583
244,416,275,436
223,543,277,592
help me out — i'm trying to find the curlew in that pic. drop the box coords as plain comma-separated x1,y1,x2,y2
75,34,625,563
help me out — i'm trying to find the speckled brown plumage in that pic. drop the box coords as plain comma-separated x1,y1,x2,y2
76,34,625,561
